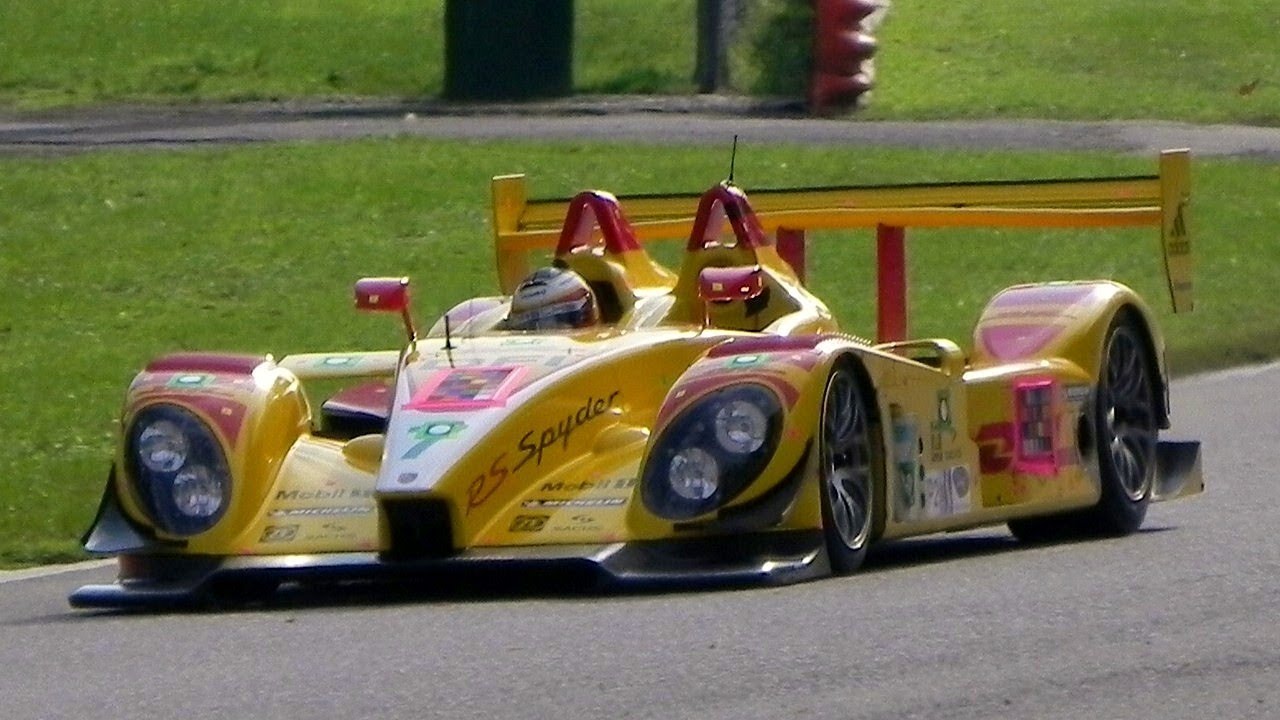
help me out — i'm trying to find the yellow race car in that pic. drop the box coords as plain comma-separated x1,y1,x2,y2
71,151,1203,607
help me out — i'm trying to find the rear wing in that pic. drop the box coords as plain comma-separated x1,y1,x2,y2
491,149,1192,337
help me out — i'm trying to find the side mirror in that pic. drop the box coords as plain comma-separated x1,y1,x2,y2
697,265,766,330
355,277,409,312
698,265,764,304
354,277,416,341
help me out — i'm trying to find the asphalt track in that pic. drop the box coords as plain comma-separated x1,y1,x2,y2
4,97,1280,157
3,104,1280,718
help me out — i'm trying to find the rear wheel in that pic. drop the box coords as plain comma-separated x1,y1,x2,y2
818,365,875,573
1083,315,1157,534
1009,313,1157,541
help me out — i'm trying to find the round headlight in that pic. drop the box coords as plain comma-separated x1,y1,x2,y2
668,447,720,500
137,420,189,472
172,465,225,518
641,382,783,520
713,399,769,454
126,404,232,536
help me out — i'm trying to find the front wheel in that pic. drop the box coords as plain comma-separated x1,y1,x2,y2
818,364,875,573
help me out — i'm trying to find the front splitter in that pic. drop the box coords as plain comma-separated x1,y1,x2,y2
69,530,828,609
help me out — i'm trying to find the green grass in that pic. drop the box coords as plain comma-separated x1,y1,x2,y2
3,139,1278,566
867,0,1280,123
3,1,1278,123
0,1,443,106
0,0,696,108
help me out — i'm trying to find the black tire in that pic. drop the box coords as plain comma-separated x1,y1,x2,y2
1009,312,1157,541
1081,314,1157,534
818,364,875,573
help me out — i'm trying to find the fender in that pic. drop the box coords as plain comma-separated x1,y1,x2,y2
970,281,1169,425
111,353,311,550
644,334,847,523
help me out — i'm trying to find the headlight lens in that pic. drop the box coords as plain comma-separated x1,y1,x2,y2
668,447,720,500
126,405,232,536
137,420,189,472
641,383,782,519
172,465,225,518
713,400,769,454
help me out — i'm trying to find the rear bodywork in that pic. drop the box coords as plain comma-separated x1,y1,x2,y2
72,151,1202,608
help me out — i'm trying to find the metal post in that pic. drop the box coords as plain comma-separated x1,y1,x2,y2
696,0,741,92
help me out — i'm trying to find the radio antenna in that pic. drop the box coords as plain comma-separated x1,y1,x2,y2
727,135,739,185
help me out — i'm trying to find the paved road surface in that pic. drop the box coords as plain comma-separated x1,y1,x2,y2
1,365,1276,720
4,98,1280,157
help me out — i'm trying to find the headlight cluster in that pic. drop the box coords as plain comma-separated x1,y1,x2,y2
641,383,782,519
126,405,232,536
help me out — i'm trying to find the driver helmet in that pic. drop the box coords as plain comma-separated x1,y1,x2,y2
505,266,600,331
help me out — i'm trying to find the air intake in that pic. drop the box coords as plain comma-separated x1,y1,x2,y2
381,498,454,561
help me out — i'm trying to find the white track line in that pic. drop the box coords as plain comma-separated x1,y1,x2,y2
0,559,114,585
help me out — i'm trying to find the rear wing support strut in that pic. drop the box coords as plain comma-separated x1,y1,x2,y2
876,225,908,342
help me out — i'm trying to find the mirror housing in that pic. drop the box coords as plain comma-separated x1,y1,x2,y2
698,265,764,304
355,277,410,312
354,277,416,340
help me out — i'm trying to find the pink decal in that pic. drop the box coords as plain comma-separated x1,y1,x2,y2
146,353,267,375
405,366,526,411
1013,377,1059,477
687,184,769,251
555,191,642,255
657,372,800,426
324,381,392,420
989,284,1096,310
977,422,1014,475
142,394,249,448
706,335,828,358
979,324,1065,362
780,351,822,372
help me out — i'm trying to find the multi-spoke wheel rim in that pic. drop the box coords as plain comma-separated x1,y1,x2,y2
1101,327,1157,501
822,370,873,550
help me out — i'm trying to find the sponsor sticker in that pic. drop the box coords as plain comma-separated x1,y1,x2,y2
275,488,373,501
268,506,372,518
402,420,466,460
406,366,526,411
260,525,299,543
509,514,549,533
1065,384,1092,404
521,497,627,509
513,391,621,472
551,515,603,533
540,478,636,493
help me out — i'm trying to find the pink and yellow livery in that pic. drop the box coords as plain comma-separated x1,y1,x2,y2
72,151,1201,607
